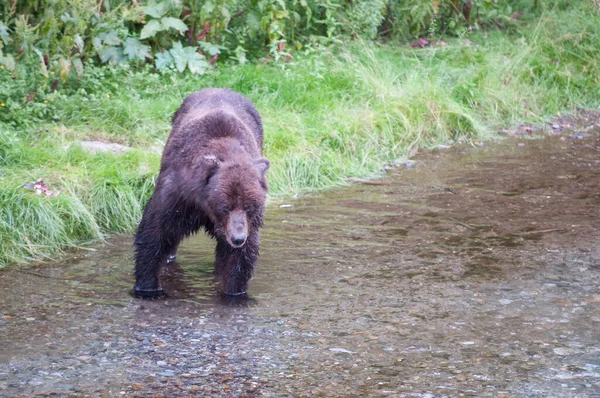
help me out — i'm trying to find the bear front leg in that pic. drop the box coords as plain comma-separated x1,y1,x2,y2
134,197,181,299
214,233,259,295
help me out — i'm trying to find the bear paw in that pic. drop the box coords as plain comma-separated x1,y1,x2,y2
223,290,247,296
134,287,166,300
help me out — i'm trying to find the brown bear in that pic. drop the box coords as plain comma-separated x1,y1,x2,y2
133,88,269,299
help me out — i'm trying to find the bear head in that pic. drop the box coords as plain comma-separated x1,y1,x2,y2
201,154,269,248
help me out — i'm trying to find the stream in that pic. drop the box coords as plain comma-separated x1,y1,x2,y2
1,113,599,397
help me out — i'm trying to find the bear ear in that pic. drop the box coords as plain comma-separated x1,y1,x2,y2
254,158,270,176
202,155,220,185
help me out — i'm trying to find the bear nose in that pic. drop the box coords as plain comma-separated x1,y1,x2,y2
231,236,246,246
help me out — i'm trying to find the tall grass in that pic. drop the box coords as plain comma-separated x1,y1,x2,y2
1,3,599,267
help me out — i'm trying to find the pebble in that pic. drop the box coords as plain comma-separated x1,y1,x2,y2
553,347,571,356
329,348,355,354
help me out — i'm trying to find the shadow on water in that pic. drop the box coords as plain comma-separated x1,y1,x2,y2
1,112,600,396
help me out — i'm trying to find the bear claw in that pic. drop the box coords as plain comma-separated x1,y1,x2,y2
224,290,247,296
134,287,166,300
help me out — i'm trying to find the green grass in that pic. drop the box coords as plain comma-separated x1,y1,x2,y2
1,2,599,267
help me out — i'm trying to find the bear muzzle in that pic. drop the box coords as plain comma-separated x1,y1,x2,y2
227,210,248,248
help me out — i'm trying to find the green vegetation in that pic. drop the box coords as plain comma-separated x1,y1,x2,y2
0,0,517,81
1,0,599,267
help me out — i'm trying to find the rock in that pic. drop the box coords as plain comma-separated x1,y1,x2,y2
553,347,571,356
329,348,355,354
150,145,164,154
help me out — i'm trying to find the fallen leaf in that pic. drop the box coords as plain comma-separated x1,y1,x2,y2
22,178,60,197
131,383,144,390
411,38,430,48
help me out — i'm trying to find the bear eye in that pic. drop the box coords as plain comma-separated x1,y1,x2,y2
218,204,231,215
244,204,257,213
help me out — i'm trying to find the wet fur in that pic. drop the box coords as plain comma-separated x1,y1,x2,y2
134,88,269,298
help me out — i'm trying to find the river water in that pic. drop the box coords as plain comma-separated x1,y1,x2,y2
1,113,599,397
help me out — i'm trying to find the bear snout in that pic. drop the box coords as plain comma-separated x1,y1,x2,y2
231,235,246,247
227,210,248,248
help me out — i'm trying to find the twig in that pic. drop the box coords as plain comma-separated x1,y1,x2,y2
447,217,477,230
14,269,71,280
348,177,389,186
512,228,566,236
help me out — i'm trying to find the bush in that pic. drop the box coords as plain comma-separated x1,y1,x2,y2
0,1,524,76
0,0,587,129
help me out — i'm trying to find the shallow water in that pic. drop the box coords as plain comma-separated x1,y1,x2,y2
1,114,599,397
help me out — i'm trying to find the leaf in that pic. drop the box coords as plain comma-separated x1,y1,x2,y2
201,1,215,21
155,51,174,69
99,30,121,46
169,42,209,74
169,42,187,73
143,0,168,19
0,54,15,70
99,46,124,65
220,6,231,22
0,21,10,43
123,38,151,61
74,34,85,53
59,58,71,80
92,36,103,51
246,11,261,37
233,46,247,65
33,47,48,78
186,54,209,74
73,58,84,78
160,17,189,34
198,41,222,57
140,19,163,40
61,12,76,24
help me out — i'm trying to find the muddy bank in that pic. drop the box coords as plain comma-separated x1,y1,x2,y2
1,113,599,397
